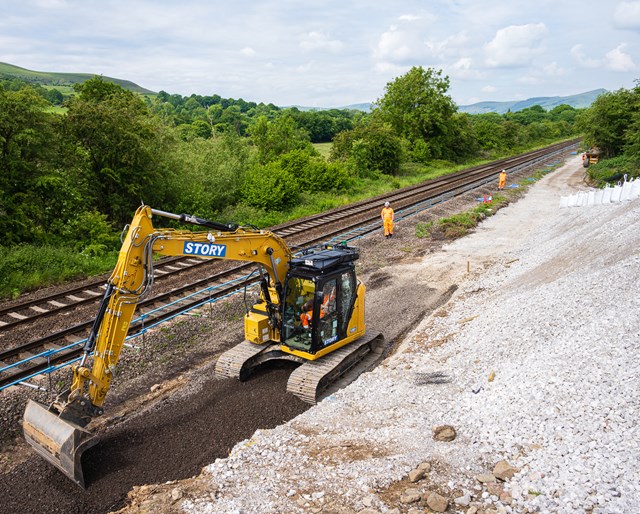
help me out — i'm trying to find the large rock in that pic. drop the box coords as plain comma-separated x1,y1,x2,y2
476,473,496,484
432,425,457,441
493,460,519,481
408,467,426,483
426,491,449,512
400,488,422,504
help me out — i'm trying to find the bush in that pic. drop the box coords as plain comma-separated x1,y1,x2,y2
586,155,640,186
59,210,120,255
416,202,502,240
330,121,402,176
415,221,433,239
277,150,352,192
404,138,431,163
242,162,299,211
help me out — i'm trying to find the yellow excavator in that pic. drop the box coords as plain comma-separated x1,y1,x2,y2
23,205,383,487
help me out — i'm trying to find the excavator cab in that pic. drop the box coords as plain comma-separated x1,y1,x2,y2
280,245,363,358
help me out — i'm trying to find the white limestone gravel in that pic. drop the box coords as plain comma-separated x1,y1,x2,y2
180,157,640,514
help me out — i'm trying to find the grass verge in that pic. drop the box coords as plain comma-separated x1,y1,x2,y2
416,195,509,240
0,245,117,300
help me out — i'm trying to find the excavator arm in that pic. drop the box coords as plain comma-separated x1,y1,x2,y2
23,205,292,487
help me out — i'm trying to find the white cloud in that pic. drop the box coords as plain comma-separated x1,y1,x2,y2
485,23,547,67
299,31,343,52
543,61,567,76
613,1,640,29
448,57,485,79
374,26,418,61
373,61,407,74
373,12,438,64
605,43,637,71
482,85,497,93
1,1,637,107
296,61,314,73
570,44,602,68
517,75,543,85
35,0,68,8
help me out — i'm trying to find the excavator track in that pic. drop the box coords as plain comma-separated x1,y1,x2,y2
214,341,303,381
287,331,385,404
214,332,386,404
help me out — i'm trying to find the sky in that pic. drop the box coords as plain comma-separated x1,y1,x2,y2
1,0,639,108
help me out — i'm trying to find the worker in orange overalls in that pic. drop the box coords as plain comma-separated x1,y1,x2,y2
300,300,314,329
300,286,335,329
582,153,590,168
498,170,507,191
381,201,394,238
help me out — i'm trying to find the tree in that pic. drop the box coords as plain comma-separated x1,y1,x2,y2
248,114,314,164
45,88,64,105
549,104,578,124
623,82,640,157
330,120,401,176
579,87,638,158
65,77,173,225
0,87,55,243
506,105,546,125
374,66,457,159
277,149,351,192
167,133,250,216
472,115,506,153
0,86,88,244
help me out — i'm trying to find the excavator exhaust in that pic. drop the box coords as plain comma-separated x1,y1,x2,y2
22,400,98,488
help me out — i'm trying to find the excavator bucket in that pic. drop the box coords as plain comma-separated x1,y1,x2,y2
23,400,98,488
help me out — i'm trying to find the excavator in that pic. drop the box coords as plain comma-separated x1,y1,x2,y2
23,205,384,488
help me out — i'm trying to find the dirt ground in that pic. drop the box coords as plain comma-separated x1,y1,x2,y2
0,155,576,514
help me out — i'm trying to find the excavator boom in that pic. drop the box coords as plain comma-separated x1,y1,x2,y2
23,205,291,487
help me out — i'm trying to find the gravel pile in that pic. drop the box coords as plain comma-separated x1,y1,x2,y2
161,159,640,514
107,158,640,514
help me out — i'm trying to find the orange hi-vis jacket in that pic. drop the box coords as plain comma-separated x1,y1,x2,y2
498,171,507,189
381,206,394,236
300,287,335,328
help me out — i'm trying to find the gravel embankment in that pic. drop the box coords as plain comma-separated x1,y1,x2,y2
127,157,640,514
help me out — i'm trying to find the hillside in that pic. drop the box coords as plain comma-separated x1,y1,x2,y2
458,88,606,114
0,62,155,94
293,89,604,113
1,61,604,112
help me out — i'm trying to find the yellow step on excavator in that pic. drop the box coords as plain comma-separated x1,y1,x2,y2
23,205,384,487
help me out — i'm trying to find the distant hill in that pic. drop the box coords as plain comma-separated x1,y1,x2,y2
0,62,155,94
1,62,605,113
458,89,606,114
285,103,373,112
290,90,605,113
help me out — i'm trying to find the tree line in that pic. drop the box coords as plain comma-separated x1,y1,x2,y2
578,80,640,184
1,67,585,258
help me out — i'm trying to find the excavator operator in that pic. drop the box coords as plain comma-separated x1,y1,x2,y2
300,285,336,329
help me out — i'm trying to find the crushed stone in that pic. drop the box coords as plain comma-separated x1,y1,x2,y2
118,155,640,514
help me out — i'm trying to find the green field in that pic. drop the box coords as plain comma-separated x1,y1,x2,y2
313,142,332,160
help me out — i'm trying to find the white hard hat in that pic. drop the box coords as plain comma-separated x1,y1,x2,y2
384,201,390,207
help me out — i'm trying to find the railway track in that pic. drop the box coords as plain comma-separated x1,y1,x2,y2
0,139,579,390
